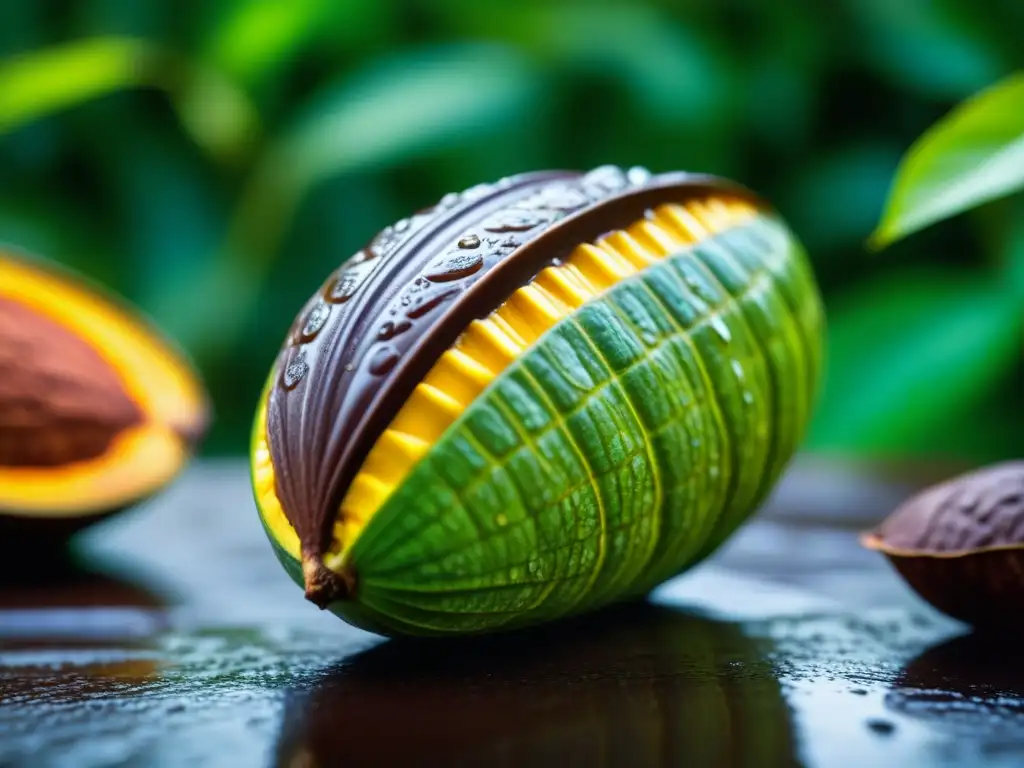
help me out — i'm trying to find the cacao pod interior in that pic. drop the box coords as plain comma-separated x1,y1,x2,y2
0,249,210,525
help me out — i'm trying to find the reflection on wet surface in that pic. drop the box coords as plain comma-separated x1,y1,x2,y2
1,458,1023,768
275,603,798,768
0,560,165,701
888,632,1024,752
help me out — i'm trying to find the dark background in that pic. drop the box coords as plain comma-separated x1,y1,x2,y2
1,0,1021,461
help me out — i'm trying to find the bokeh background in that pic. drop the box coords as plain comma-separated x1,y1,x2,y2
1,0,1021,461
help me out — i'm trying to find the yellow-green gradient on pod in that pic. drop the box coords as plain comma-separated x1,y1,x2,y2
250,166,825,637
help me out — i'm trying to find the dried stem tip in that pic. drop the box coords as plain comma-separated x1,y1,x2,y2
301,551,356,609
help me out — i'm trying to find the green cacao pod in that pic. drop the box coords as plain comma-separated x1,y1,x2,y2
250,166,825,637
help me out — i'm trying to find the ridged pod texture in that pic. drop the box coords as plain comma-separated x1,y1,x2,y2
270,210,824,637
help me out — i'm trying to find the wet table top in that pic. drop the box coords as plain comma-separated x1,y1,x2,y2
1,456,1021,768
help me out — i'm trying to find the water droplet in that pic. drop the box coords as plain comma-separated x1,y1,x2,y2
710,315,732,342
300,300,330,339
627,166,652,185
393,217,411,233
462,183,492,201
369,347,400,376
457,234,480,249
407,287,460,319
425,250,484,283
484,213,543,233
282,350,309,389
742,391,754,405
495,513,508,527
438,192,460,208
510,566,522,580
541,184,589,211
344,363,355,373
372,228,399,256
326,269,360,303
866,719,896,736
377,319,412,340
731,360,744,379
583,165,628,192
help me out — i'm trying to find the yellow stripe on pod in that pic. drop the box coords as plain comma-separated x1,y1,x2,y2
254,195,760,565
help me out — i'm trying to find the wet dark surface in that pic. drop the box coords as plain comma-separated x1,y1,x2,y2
2,456,1022,767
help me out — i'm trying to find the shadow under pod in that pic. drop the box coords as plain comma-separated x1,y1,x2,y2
272,601,801,768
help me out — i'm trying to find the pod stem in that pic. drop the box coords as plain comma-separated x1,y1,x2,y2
301,550,355,609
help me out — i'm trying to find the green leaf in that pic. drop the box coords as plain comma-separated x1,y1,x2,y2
156,42,542,365
807,268,1021,453
203,0,391,89
432,4,737,129
163,61,262,165
535,6,737,128
0,36,260,163
870,72,1024,249
0,37,146,133
202,0,327,87
277,43,540,194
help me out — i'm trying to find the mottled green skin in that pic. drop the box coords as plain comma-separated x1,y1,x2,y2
263,213,824,637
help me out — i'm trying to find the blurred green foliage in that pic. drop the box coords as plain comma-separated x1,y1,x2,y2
0,0,1020,462
822,69,1024,458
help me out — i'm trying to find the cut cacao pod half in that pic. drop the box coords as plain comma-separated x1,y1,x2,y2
0,249,210,547
861,461,1024,631
250,165,826,637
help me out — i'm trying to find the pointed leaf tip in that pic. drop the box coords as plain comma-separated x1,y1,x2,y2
872,72,1024,249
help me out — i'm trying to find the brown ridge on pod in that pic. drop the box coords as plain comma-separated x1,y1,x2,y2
264,167,767,608
861,461,1024,630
